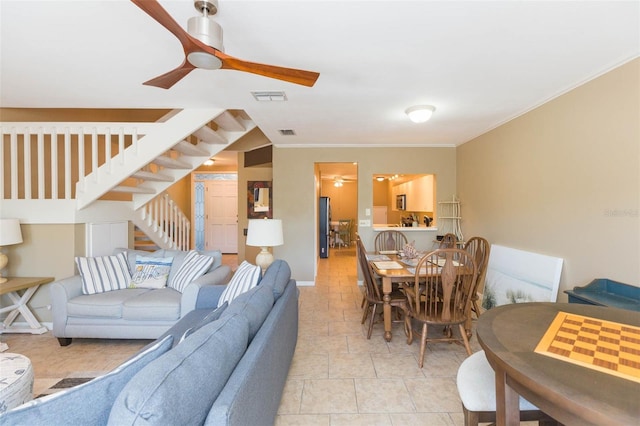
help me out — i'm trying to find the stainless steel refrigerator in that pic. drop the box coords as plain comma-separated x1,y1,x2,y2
319,196,331,258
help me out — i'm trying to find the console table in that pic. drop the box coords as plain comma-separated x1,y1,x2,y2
0,277,54,334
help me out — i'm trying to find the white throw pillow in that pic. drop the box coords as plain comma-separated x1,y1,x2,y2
129,256,173,289
169,250,214,293
75,252,132,295
217,261,262,307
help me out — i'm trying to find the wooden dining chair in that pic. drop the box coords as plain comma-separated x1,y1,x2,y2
438,233,458,249
337,219,352,247
374,230,408,252
463,237,490,322
404,248,477,367
356,236,409,339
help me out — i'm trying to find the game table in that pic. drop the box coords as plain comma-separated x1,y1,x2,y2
476,302,640,426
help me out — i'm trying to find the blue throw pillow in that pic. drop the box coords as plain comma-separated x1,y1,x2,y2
0,336,173,426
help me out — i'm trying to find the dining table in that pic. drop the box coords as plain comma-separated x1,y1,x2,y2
368,252,475,342
476,302,640,426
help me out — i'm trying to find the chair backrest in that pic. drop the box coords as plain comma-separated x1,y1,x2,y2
411,248,477,324
463,237,490,294
438,233,458,249
356,236,382,302
374,231,408,252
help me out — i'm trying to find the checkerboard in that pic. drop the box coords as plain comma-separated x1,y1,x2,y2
534,311,640,383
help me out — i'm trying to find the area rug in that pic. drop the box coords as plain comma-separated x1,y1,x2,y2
36,375,98,398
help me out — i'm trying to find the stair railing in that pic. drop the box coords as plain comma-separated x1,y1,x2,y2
135,192,190,251
0,122,156,201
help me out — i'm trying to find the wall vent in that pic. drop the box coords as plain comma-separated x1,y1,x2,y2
278,129,296,136
251,91,287,101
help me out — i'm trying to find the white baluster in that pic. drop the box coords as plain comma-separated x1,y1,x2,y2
64,128,71,199
37,129,45,199
51,127,58,199
24,128,31,199
10,128,18,199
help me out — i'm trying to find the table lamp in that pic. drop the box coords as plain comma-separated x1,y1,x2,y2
246,219,283,271
0,219,24,284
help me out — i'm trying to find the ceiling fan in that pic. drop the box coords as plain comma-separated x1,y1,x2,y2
131,0,320,89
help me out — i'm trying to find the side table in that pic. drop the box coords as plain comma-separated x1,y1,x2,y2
0,277,54,334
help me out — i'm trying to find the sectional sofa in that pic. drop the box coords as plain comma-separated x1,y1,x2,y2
1,259,299,426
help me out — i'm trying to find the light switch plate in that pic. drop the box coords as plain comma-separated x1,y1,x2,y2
359,219,371,227
365,208,371,216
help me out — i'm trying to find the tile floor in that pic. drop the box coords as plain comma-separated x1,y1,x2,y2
2,248,483,425
274,246,482,426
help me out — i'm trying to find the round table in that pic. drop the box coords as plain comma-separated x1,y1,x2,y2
476,302,640,426
0,353,34,413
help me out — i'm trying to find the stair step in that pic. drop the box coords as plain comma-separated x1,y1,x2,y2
131,170,174,182
111,185,156,194
214,111,246,132
173,140,210,156
151,156,192,169
192,125,227,145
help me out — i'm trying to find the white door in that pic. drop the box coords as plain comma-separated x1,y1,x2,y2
205,180,238,253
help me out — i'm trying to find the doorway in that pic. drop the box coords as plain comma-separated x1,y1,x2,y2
193,173,238,253
316,162,358,257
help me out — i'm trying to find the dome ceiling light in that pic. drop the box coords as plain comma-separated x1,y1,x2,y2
406,105,436,123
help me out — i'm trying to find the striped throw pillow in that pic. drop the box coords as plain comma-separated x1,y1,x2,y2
76,252,132,295
169,251,215,293
217,261,262,307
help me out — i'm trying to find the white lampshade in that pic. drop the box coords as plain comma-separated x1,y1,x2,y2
246,219,284,247
405,105,436,123
0,219,23,246
246,219,283,271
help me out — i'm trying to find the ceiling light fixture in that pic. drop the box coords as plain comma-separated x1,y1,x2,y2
334,177,344,187
405,105,436,123
376,176,385,182
204,159,215,166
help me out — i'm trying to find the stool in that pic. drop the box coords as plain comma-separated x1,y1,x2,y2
0,353,34,413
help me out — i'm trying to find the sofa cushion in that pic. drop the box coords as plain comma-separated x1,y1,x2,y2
221,284,274,341
67,289,149,318
0,335,173,426
122,288,182,321
179,301,228,343
108,314,250,425
261,259,292,300
168,250,214,293
218,261,262,307
129,255,173,289
76,252,131,295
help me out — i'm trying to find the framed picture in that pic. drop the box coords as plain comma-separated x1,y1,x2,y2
247,181,272,219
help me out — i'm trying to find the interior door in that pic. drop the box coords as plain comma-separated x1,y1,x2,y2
205,180,238,253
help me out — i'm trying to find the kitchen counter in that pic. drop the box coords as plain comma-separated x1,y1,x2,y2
372,225,438,232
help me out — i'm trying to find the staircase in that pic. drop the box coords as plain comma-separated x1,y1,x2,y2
1,109,256,250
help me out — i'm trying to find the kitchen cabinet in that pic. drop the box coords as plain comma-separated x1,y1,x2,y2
392,175,434,212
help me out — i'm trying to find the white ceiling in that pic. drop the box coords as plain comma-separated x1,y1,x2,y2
1,1,638,148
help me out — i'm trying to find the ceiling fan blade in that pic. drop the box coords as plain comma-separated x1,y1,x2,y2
217,52,320,87
131,0,195,49
143,59,196,89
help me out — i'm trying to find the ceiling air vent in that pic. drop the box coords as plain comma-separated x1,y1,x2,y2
251,91,287,101
278,129,296,136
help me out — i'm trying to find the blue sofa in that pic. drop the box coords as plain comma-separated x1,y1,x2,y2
2,259,299,426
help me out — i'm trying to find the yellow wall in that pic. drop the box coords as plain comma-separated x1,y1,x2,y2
457,58,640,299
